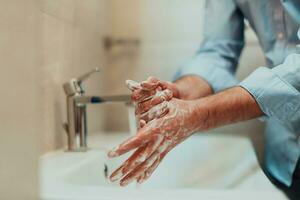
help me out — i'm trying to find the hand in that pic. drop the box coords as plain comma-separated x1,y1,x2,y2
126,77,179,125
107,87,263,186
107,98,207,186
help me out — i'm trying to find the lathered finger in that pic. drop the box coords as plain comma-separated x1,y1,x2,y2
131,89,156,102
120,137,171,186
140,77,160,91
120,150,160,186
135,89,173,115
137,144,170,184
120,134,163,177
110,134,163,182
137,157,160,184
109,145,148,182
136,139,170,184
139,101,169,122
136,174,145,184
107,126,161,158
126,80,142,91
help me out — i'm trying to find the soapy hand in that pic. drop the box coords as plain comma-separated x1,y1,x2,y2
126,77,179,125
107,98,207,186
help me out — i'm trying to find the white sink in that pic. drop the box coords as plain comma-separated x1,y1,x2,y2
39,132,286,200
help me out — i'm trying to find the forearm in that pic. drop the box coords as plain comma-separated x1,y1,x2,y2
174,75,213,100
194,86,263,131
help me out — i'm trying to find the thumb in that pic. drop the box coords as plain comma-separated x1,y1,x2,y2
126,80,141,91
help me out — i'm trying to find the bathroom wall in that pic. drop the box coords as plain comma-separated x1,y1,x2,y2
0,0,40,199
40,0,111,153
0,0,115,198
38,0,266,153
103,0,266,135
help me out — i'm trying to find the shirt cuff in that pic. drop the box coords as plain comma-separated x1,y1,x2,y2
174,56,238,92
239,67,300,132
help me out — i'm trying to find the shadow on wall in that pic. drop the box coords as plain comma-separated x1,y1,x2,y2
54,100,64,149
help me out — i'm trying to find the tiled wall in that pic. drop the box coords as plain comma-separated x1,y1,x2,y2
40,0,111,153
0,0,40,199
0,1,113,197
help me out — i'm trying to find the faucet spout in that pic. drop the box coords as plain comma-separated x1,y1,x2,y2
75,95,131,105
63,68,132,152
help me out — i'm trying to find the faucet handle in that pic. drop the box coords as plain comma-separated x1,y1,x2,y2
63,68,100,96
77,68,100,84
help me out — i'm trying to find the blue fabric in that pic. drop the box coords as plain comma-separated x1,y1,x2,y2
174,0,300,186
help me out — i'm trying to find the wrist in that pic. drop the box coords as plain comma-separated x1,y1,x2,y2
186,99,210,132
174,75,213,100
192,87,263,132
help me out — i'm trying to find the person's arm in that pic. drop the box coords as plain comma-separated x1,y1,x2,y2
108,86,262,186
174,0,245,94
173,75,213,100
112,29,300,186
194,87,262,130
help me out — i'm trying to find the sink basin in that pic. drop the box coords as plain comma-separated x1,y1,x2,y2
39,132,286,200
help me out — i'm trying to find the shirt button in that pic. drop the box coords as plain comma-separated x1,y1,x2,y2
277,32,284,40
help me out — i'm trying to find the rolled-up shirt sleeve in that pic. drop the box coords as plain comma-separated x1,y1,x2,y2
174,0,245,92
240,44,300,132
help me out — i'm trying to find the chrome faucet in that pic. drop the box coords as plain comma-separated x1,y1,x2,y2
63,68,131,152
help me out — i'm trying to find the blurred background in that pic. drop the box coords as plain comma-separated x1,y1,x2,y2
0,0,268,199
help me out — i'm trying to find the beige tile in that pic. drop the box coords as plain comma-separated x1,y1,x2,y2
40,13,64,152
140,0,205,43
74,0,111,33
0,0,40,199
42,13,63,67
41,0,75,23
111,0,140,38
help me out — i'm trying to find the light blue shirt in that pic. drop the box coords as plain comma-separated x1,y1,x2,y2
174,0,300,186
